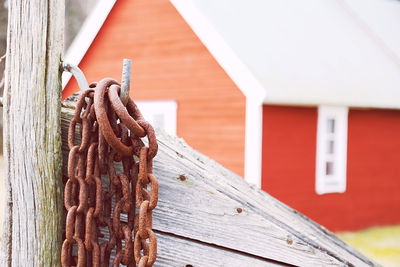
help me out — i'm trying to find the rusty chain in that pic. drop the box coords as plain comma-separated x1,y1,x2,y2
62,78,158,266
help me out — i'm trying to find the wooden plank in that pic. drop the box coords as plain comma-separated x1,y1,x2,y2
152,131,377,266
96,228,286,266
61,99,378,266
142,232,286,266
0,1,64,266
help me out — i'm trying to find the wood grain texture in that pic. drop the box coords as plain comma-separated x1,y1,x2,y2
0,1,64,266
98,228,286,267
155,233,285,267
61,99,378,267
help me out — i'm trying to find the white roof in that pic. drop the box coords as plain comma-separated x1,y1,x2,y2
172,0,400,108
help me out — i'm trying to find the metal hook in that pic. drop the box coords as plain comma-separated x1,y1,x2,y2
62,62,89,92
0,61,129,107
120,59,131,106
0,62,90,107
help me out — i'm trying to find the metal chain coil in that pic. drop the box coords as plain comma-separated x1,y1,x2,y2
62,78,158,266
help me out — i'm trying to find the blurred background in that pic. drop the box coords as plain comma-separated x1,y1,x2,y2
1,0,400,266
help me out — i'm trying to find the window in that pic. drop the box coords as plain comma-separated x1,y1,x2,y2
315,106,348,195
135,100,177,136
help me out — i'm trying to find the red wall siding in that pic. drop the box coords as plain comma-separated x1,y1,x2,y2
262,105,400,232
63,0,246,176
347,109,400,229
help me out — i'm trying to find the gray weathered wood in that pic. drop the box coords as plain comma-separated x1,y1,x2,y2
61,99,378,267
155,233,283,267
0,1,64,266
96,227,285,266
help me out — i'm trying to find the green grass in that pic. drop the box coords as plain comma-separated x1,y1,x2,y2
337,225,400,267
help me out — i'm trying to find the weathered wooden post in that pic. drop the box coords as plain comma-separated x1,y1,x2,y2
1,0,64,266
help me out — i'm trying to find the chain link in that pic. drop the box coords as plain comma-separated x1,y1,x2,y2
62,78,158,266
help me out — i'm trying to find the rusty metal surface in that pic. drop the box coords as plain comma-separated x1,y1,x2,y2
63,77,158,266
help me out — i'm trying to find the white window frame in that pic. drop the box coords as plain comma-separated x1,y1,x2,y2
315,105,348,195
135,100,177,136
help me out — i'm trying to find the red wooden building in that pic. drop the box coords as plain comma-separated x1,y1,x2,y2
63,0,400,232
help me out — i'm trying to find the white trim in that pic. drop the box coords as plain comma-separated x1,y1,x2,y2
315,105,348,195
62,0,117,89
170,0,265,101
170,0,266,186
61,0,267,186
244,99,263,187
135,100,177,136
